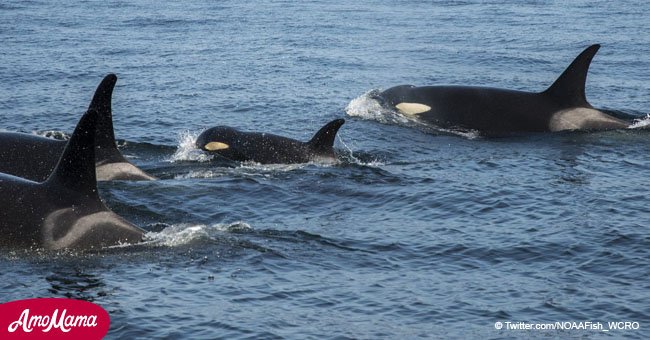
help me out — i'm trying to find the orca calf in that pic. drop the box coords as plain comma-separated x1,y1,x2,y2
195,119,345,164
0,109,144,250
373,44,630,135
0,74,156,181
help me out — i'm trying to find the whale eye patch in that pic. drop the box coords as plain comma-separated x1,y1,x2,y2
204,142,230,151
395,102,431,115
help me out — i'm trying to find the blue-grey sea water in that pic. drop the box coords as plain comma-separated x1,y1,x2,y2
1,1,650,339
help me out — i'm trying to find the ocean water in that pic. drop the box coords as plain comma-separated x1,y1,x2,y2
1,0,650,339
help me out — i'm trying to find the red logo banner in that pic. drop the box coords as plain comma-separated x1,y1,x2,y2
0,298,110,339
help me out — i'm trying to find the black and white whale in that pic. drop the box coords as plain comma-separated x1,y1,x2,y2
195,119,345,164
373,44,630,135
0,74,156,181
0,108,144,250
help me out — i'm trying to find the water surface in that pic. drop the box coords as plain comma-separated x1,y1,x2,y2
1,0,649,338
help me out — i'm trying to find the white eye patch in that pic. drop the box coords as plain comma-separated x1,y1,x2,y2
204,142,230,151
395,102,431,115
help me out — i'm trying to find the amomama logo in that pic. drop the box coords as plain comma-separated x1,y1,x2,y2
0,298,110,339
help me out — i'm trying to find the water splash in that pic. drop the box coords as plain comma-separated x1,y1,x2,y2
169,130,214,163
345,89,410,125
337,134,385,167
628,114,650,129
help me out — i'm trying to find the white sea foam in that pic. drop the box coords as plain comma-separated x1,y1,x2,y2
434,126,481,140
238,161,311,172
174,170,222,179
174,159,341,180
142,222,252,247
345,90,410,125
628,114,650,129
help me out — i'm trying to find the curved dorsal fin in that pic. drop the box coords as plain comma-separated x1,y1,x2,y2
543,44,600,107
307,119,345,152
91,74,127,164
46,109,99,197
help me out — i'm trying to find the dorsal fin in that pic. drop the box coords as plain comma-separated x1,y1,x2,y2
45,109,99,196
543,44,600,107
91,74,127,165
307,119,345,152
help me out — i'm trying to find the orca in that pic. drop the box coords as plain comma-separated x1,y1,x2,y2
195,119,345,164
0,74,156,181
0,108,144,250
373,44,630,135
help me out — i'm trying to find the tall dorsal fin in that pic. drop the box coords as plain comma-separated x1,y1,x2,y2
543,44,600,107
46,109,99,197
307,119,345,152
91,74,127,164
